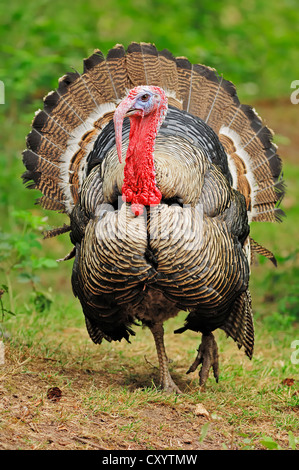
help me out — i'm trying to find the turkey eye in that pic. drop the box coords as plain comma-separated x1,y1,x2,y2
140,94,150,102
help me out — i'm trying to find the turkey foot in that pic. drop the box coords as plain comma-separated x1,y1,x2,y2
187,333,219,387
149,323,182,394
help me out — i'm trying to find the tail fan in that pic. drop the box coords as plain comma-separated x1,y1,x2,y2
22,42,285,227
171,54,285,224
221,290,254,359
250,237,277,266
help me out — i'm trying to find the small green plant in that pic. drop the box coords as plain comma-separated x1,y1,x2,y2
0,209,57,315
0,284,15,319
260,435,282,450
260,431,298,450
199,422,209,444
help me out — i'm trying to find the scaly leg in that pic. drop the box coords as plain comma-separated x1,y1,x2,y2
187,333,220,386
149,323,182,394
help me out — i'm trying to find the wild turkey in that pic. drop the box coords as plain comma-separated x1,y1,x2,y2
22,42,284,393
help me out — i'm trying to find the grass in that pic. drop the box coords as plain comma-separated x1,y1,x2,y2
1,282,298,450
1,331,298,450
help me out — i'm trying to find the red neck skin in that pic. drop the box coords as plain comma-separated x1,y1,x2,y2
122,112,162,216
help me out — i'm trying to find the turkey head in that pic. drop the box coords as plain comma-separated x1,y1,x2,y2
114,86,168,216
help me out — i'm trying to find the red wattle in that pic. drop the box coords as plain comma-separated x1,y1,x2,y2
122,112,162,215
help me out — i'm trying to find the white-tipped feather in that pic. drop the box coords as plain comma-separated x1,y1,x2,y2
164,88,182,103
58,102,116,213
220,125,258,222
226,153,238,190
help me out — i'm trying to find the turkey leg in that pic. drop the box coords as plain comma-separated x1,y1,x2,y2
149,323,182,394
187,332,220,386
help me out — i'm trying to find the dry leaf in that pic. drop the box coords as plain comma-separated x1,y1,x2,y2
47,386,62,402
194,403,210,419
282,378,295,387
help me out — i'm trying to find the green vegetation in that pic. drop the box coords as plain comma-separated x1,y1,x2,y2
0,0,298,450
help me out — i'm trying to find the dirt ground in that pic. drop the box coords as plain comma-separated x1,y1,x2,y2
1,335,298,451
0,345,226,451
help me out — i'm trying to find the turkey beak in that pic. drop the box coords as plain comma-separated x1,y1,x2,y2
113,98,136,164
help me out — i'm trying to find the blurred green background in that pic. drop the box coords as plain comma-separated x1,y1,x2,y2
1,0,299,106
0,0,298,330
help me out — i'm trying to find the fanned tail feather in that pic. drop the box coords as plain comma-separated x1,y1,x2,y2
43,224,71,240
250,237,277,266
169,53,285,224
22,42,284,233
221,290,254,359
